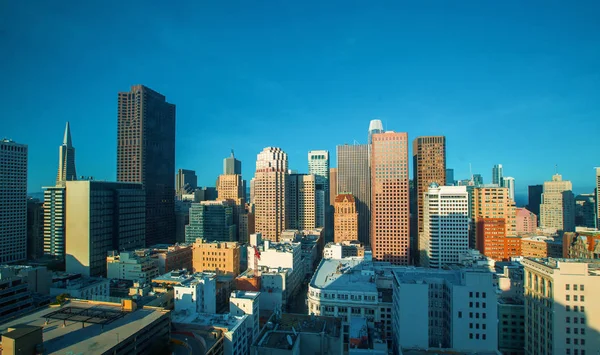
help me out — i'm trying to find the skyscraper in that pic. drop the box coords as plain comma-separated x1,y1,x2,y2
539,174,575,232
117,85,176,246
371,131,410,264
308,150,329,228
185,201,236,244
176,169,197,198
0,139,28,263
503,177,516,201
333,194,358,243
445,168,455,186
224,150,242,175
413,136,446,259
473,174,483,187
337,144,370,245
56,122,77,183
254,147,288,241
492,164,503,186
329,167,338,206
527,185,543,217
574,194,595,228
43,186,66,258
287,174,316,230
368,119,384,144
420,184,469,268
27,198,44,260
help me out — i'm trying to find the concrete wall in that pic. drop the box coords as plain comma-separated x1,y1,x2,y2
65,182,91,276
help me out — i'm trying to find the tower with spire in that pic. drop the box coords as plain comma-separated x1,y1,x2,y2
223,149,242,175
56,122,77,184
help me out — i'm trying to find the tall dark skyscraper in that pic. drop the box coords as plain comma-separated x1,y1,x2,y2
528,184,543,217
224,150,242,175
117,85,176,246
176,169,197,198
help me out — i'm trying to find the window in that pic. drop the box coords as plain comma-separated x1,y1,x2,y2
566,306,571,311
469,323,473,329
566,284,570,290
580,285,584,291
566,295,570,301
469,333,473,339
566,338,571,344
574,285,578,291
482,334,486,340
482,292,486,298
458,311,462,318
566,327,570,334
574,295,578,301
581,295,585,302
566,317,571,323
581,306,585,312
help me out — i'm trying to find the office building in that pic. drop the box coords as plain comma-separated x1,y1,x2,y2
516,207,538,235
176,168,197,198
575,193,596,228
523,258,600,355
0,139,28,263
413,136,446,260
337,144,371,245
174,199,190,243
472,186,517,245
50,274,110,300
333,193,358,243
117,85,176,246
287,173,316,230
146,244,193,275
371,131,410,264
368,119,384,144
42,185,66,258
185,200,236,243
192,239,241,276
528,185,543,217
539,174,576,233
503,177,516,201
520,236,562,258
224,150,242,175
498,297,525,355
64,180,145,277
492,164,503,186
329,168,338,205
446,168,455,186
254,147,288,241
476,218,522,261
323,241,365,259
308,150,330,227
217,173,244,204
26,198,44,260
420,184,469,268
106,250,160,284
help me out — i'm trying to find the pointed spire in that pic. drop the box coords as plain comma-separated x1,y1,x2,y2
63,122,73,147
231,149,235,158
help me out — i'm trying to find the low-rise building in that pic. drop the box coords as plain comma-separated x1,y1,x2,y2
520,235,562,258
230,291,261,349
323,241,366,259
0,267,35,322
106,250,160,284
235,268,261,292
147,243,193,275
516,207,537,235
192,239,241,276
564,230,600,259
173,272,217,315
50,274,110,300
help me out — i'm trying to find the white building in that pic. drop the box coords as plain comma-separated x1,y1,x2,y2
392,268,498,353
50,274,110,300
106,250,160,284
523,258,600,355
230,291,261,349
420,184,469,268
173,272,217,315
0,139,28,263
503,177,516,201
260,268,289,312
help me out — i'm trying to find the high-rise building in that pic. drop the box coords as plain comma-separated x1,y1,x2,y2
475,218,521,261
540,174,575,233
371,131,410,264
253,147,288,241
420,184,469,268
185,201,236,244
337,144,370,245
516,207,538,235
333,193,358,243
412,136,446,255
445,168,455,186
492,164,503,186
64,180,145,277
575,193,596,228
224,150,242,175
595,167,600,228
217,172,245,242
117,85,176,246
43,186,66,258
528,185,543,217
56,122,77,183
308,150,329,228
176,169,197,198
503,177,516,201
287,174,316,230
523,258,600,355
329,168,338,205
473,174,483,187
368,119,384,144
0,139,28,263
26,198,44,260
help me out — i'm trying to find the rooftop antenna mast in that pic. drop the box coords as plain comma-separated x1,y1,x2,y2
469,163,473,183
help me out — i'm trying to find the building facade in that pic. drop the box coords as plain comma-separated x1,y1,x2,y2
472,186,517,251
371,131,410,264
117,85,176,246
503,177,516,201
308,150,330,228
476,218,522,261
287,173,316,230
192,239,241,276
185,201,236,244
0,139,28,263
148,244,193,275
520,236,562,258
575,194,596,228
224,150,242,175
516,207,538,235
176,169,197,198
26,198,44,260
540,174,576,233
106,250,160,284
333,194,359,243
492,164,503,186
420,185,469,268
253,147,288,241
446,168,455,185
42,186,66,258
528,185,543,217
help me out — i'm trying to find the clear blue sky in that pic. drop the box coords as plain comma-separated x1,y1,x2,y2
2,1,599,199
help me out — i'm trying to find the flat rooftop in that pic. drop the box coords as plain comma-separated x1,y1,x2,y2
231,290,260,300
310,258,379,291
278,313,342,337
172,310,246,332
524,258,600,275
0,301,168,355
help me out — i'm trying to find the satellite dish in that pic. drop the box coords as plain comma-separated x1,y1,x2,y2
286,335,293,346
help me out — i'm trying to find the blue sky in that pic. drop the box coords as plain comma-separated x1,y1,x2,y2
1,1,599,199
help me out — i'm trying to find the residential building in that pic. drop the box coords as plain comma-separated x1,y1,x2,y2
230,291,260,350
50,274,110,300
56,122,77,183
308,150,330,228
254,147,288,241
106,250,160,284
323,241,365,259
176,168,197,199
392,268,498,353
334,193,359,243
0,299,170,355
337,144,371,246
192,239,241,276
371,131,410,264
503,177,516,201
575,193,596,228
446,168,455,186
26,198,44,260
43,185,66,258
147,244,193,275
476,218,521,261
224,150,242,175
368,119,384,144
0,139,28,263
516,207,538,235
413,136,446,261
420,184,469,268
520,236,563,258
117,84,176,246
539,174,576,233
528,185,543,217
185,200,236,244
173,272,217,314
523,258,600,355
492,164,503,186
64,180,145,277
287,173,317,230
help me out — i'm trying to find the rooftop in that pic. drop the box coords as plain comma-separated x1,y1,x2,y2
230,290,260,300
171,311,247,332
524,258,600,275
311,258,379,292
51,275,108,290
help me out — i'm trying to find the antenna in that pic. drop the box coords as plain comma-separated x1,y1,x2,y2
469,163,473,183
